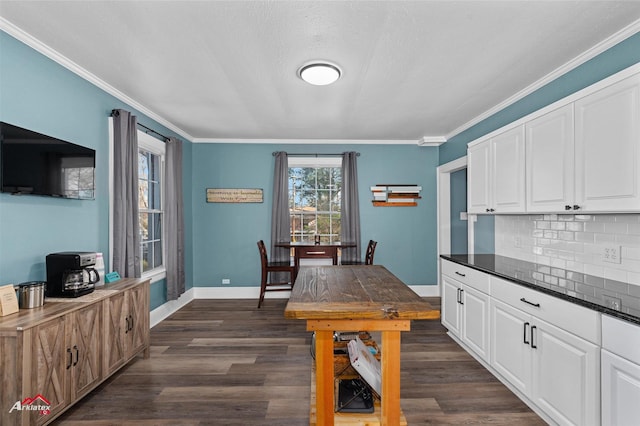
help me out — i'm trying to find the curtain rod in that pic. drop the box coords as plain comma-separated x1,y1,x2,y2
272,152,360,157
110,109,169,142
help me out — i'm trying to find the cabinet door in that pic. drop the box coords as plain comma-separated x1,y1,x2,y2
104,292,127,376
492,126,526,213
125,284,149,359
467,140,492,214
526,104,575,212
490,299,531,395
69,303,103,400
602,350,640,426
460,284,490,362
531,318,599,426
441,275,462,337
28,316,68,424
575,73,640,212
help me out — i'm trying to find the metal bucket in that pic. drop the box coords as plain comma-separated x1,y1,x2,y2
17,281,46,309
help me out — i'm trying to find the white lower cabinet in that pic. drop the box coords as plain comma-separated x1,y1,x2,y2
490,298,600,425
601,315,640,426
441,261,491,363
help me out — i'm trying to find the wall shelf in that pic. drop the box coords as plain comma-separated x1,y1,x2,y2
371,185,422,207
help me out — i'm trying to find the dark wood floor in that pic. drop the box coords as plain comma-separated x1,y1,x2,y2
56,298,545,425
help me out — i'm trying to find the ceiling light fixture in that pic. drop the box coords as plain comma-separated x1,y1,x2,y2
298,61,341,86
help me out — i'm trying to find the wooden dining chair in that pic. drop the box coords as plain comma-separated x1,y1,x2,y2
257,240,295,308
341,240,377,265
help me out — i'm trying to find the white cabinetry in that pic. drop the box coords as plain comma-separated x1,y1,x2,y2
601,315,640,426
525,104,575,212
574,73,640,212
490,277,600,426
441,260,491,362
468,126,526,214
470,65,640,214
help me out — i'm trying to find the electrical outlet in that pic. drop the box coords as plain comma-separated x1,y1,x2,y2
602,245,622,264
221,278,231,285
514,236,522,248
602,294,622,311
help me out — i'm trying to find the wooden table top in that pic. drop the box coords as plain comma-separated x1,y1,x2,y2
275,241,356,247
284,265,440,321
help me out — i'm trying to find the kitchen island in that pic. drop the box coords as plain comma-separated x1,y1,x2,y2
284,265,439,426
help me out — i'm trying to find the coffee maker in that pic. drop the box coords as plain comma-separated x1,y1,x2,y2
46,252,99,297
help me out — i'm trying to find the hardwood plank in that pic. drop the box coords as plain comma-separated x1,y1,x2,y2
55,298,543,425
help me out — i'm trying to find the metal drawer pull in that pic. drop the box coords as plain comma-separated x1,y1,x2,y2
455,271,466,277
306,251,326,255
520,297,540,308
531,325,538,349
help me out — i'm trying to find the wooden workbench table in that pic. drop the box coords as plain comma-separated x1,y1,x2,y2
284,265,440,426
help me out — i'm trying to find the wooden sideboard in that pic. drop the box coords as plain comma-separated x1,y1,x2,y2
0,278,150,426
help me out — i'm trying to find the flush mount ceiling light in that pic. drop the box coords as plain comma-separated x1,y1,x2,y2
298,61,341,86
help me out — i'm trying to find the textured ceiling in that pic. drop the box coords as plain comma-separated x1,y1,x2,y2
1,1,640,143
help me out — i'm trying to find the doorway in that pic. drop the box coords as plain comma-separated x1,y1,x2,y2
436,156,469,292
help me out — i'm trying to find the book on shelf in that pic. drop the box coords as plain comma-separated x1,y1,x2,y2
387,193,421,199
386,197,419,203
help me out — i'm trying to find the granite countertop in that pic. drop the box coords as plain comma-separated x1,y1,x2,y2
440,254,640,326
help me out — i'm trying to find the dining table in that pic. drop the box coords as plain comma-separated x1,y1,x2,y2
275,241,356,280
284,265,440,425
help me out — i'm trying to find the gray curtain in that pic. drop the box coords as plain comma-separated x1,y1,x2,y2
341,152,361,262
112,109,141,278
165,137,185,300
271,152,291,280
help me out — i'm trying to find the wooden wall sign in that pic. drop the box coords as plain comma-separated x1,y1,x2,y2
206,188,263,203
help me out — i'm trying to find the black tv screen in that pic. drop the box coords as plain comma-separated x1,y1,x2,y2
0,122,95,199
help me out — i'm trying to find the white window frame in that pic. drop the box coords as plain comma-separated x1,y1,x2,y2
108,118,166,283
137,131,166,282
288,156,342,243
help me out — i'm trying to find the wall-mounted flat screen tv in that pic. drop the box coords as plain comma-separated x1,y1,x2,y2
0,122,95,199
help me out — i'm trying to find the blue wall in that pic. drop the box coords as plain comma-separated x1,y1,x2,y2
0,32,193,310
440,32,640,166
191,143,440,287
2,26,640,310
449,169,467,254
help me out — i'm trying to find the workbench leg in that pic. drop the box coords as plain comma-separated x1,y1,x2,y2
381,330,401,426
315,329,335,426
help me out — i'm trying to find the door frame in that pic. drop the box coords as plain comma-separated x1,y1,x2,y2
436,156,468,292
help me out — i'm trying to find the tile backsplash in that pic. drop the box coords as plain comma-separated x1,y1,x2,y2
495,214,640,288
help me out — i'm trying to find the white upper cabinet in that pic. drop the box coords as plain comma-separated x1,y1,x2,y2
468,139,492,213
469,65,640,214
526,104,575,212
575,73,640,212
468,126,526,214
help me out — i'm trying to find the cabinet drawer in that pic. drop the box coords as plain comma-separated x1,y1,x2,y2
602,315,640,364
491,276,600,344
441,259,490,294
297,246,336,258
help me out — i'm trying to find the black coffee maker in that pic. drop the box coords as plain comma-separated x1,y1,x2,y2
46,252,99,297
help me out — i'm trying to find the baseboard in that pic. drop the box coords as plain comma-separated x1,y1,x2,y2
150,287,195,328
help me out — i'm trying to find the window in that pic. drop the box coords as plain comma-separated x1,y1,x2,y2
138,132,165,275
288,157,341,243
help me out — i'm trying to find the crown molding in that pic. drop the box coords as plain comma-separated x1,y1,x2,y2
418,136,447,147
0,18,194,142
191,138,418,145
445,18,640,141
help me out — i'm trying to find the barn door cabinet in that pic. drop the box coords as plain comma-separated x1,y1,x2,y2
104,282,150,376
0,278,149,426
